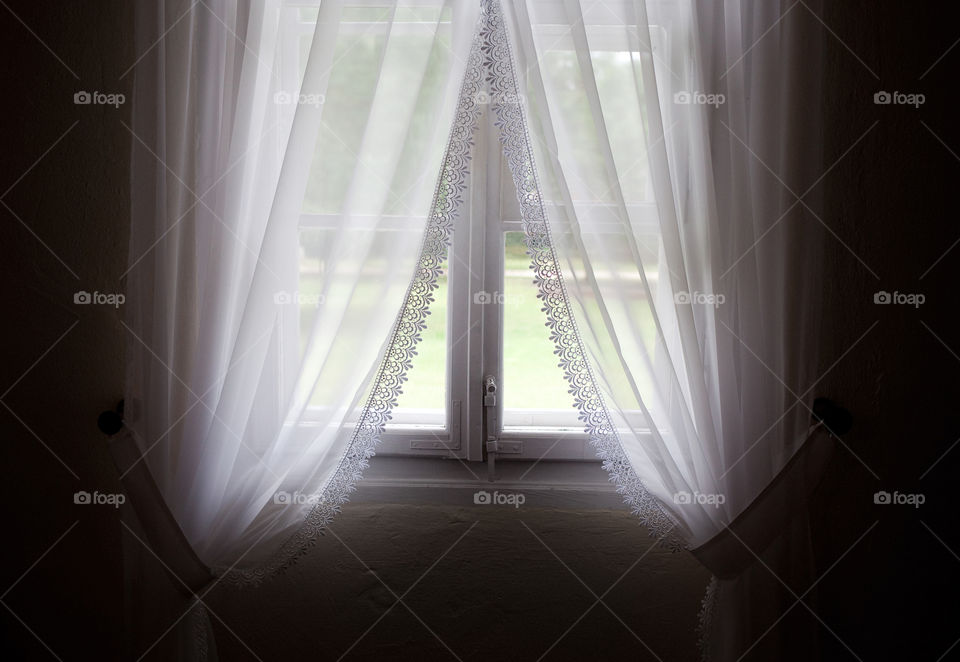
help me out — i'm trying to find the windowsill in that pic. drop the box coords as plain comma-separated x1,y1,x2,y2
362,454,606,486
351,456,623,508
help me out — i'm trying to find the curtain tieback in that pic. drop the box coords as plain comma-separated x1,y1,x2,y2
690,425,835,579
107,426,213,594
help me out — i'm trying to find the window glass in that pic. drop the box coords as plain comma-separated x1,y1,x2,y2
502,231,576,412
297,228,447,412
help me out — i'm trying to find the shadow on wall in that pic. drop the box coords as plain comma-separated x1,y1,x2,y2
810,0,960,660
0,1,136,661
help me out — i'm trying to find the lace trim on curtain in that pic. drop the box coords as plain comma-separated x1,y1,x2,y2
220,0,682,586
217,12,487,587
481,0,684,549
696,576,720,662
188,599,211,662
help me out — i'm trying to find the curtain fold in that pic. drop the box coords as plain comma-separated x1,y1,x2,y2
496,0,828,658
127,0,482,578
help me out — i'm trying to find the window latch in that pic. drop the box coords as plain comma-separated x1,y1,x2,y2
483,375,498,481
483,374,497,408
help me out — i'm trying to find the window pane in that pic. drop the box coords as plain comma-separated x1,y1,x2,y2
300,11,453,215
503,231,575,412
298,228,447,415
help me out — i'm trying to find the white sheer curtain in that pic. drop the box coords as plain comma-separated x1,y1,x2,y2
127,0,481,578
124,0,831,658
496,0,829,658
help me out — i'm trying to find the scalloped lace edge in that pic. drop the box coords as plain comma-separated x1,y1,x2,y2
188,598,211,661
481,0,685,549
696,576,720,662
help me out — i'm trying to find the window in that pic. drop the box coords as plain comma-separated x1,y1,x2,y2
282,1,663,467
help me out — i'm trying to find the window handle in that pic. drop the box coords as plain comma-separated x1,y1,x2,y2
483,375,498,482
483,375,497,409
